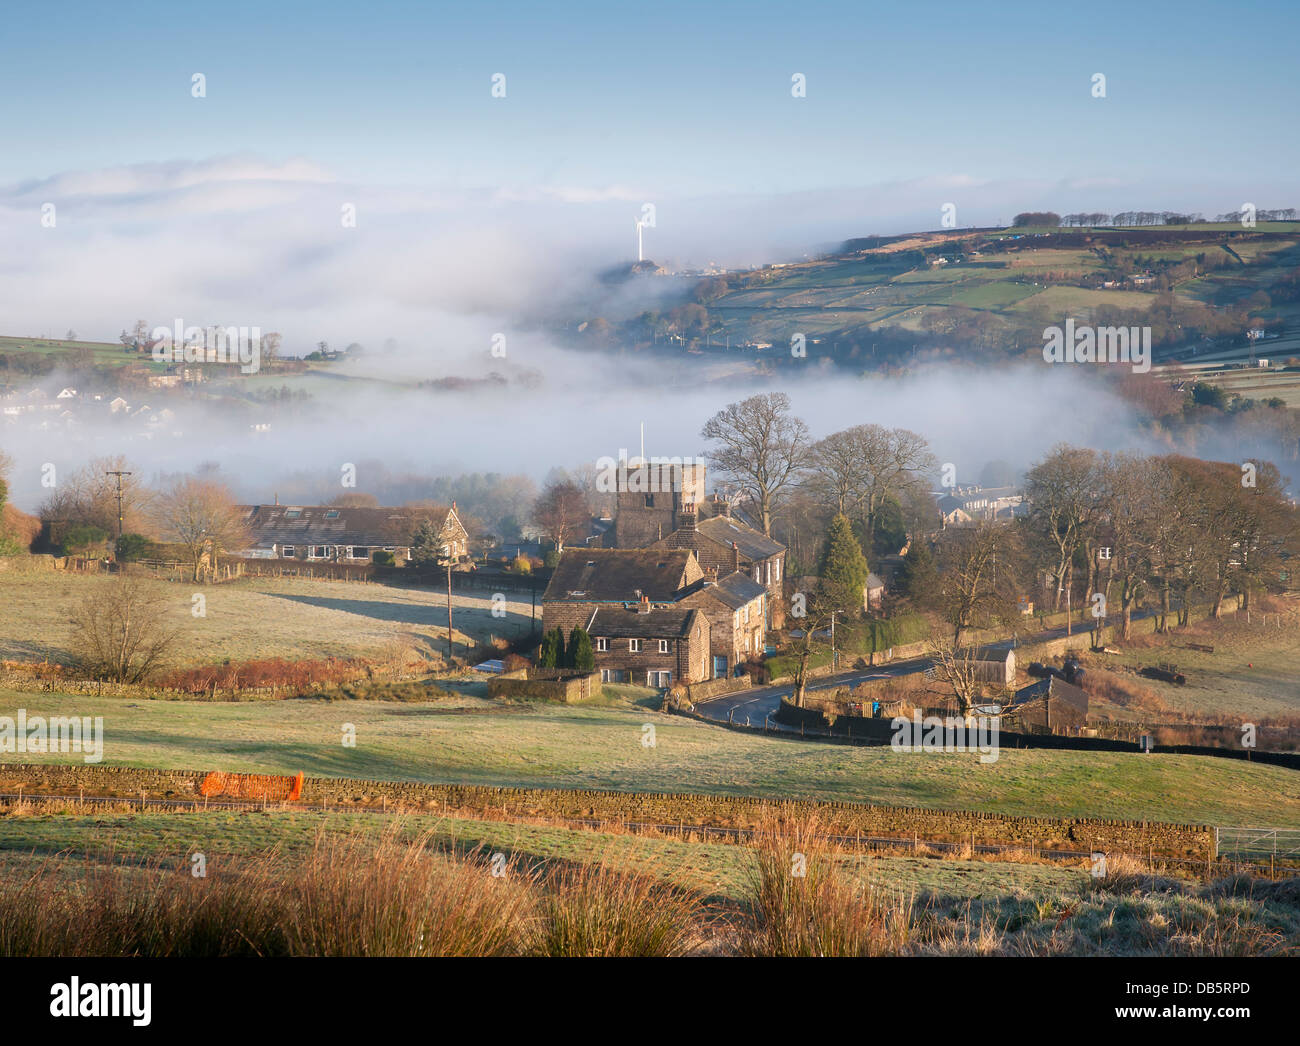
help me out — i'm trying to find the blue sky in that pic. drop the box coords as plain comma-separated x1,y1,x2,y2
3,0,1297,199
1,1,1296,503
1,0,1297,346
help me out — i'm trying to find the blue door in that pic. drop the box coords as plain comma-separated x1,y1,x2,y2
713,655,728,679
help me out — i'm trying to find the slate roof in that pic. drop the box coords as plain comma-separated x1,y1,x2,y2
681,570,767,610
240,504,420,549
588,605,704,639
695,516,785,560
543,548,697,603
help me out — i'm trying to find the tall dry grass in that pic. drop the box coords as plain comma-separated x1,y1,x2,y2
1,819,1294,957
0,828,530,957
739,814,915,957
0,826,708,958
529,860,704,956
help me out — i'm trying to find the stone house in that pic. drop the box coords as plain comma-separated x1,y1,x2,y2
584,604,710,686
542,547,757,686
676,570,767,679
237,502,468,565
605,458,788,629
647,510,787,629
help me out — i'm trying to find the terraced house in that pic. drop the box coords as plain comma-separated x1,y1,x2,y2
541,547,767,686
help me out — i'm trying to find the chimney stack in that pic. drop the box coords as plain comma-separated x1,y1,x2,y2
731,541,740,573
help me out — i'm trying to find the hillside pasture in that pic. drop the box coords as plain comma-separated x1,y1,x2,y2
0,570,536,666
2,686,1298,827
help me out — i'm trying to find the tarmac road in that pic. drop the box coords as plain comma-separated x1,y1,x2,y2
693,609,1156,729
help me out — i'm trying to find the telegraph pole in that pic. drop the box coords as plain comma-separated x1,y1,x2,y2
104,470,132,547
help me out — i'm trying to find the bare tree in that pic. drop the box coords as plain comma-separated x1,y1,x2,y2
262,331,282,365
153,476,250,582
1024,445,1101,619
933,522,1022,648
1143,458,1193,633
701,392,812,536
855,425,936,549
925,635,986,719
1232,460,1296,612
39,455,151,537
70,576,181,682
1095,453,1164,641
532,480,589,552
787,585,833,709
806,430,871,515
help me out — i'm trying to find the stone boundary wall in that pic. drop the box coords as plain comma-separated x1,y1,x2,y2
684,675,751,703
0,554,63,574
0,762,1215,859
0,665,426,702
487,669,597,703
766,639,931,687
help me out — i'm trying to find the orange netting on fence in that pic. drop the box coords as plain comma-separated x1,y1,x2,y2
198,771,304,802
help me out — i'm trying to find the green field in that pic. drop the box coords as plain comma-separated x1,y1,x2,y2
1088,620,1300,721
696,225,1300,351
0,571,536,665
0,335,160,370
3,687,1298,827
0,808,1089,905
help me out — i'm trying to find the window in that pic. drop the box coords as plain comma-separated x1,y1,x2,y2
743,604,750,624
754,567,760,582
596,637,608,652
629,639,642,652
658,639,669,653
647,670,672,688
284,509,301,519
774,559,781,582
282,545,296,558
324,510,339,519
733,611,740,628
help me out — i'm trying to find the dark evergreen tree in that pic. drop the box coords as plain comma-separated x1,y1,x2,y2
538,627,565,668
817,513,870,614
568,627,594,671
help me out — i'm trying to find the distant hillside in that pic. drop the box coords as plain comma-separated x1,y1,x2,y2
569,222,1300,374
